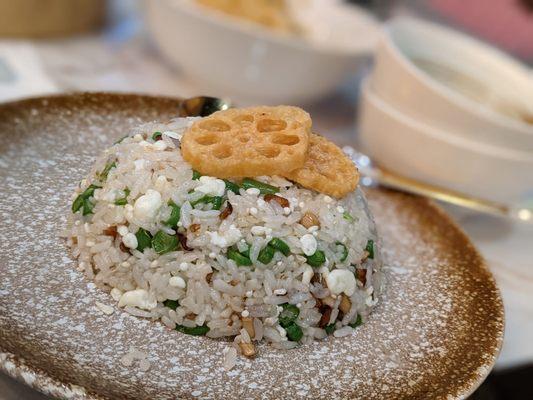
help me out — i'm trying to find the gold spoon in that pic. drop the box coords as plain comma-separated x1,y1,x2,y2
344,146,533,224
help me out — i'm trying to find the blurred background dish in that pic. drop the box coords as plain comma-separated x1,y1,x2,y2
358,77,533,204
0,0,105,37
371,17,533,152
145,0,379,104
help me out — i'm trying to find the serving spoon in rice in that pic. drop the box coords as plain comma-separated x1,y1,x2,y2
178,96,532,223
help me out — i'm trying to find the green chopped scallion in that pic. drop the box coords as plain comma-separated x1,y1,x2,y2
242,178,279,195
151,131,162,141
257,245,275,264
99,161,116,181
348,314,363,329
224,179,240,194
325,323,336,335
365,239,375,259
114,188,130,206
268,238,290,256
285,323,303,342
152,231,179,254
305,250,326,268
163,299,179,310
343,211,354,222
227,248,252,266
336,241,348,262
278,303,299,328
135,228,152,252
192,170,202,180
175,324,209,336
164,201,181,227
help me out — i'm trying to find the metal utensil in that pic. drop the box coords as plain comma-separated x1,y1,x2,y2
344,146,533,224
178,96,231,117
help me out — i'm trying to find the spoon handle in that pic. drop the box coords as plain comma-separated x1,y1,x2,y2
375,166,511,217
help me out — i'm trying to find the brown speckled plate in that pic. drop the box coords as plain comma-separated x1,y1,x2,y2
0,93,504,400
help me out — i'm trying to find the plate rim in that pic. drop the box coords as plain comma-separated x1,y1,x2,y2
0,92,504,400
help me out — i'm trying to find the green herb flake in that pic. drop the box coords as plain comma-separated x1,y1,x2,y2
257,245,275,265
163,299,179,310
365,239,375,259
164,201,181,227
99,161,116,182
151,131,162,141
192,170,202,180
242,178,279,195
278,303,300,328
343,211,354,222
325,323,336,335
268,238,290,256
152,231,179,254
348,314,363,329
305,250,326,268
192,195,223,210
227,248,253,267
224,179,240,195
175,324,210,336
285,323,303,342
336,241,348,262
135,228,152,252
114,188,130,206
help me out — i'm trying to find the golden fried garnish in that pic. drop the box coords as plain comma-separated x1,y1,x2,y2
284,133,359,198
181,106,311,178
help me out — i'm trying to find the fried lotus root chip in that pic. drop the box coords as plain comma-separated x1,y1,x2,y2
181,106,311,178
284,133,359,198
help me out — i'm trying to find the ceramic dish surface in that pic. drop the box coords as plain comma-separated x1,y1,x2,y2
145,0,378,104
372,17,533,152
0,93,503,399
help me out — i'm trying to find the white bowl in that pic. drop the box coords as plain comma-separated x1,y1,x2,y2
371,17,533,152
358,77,533,204
145,0,379,104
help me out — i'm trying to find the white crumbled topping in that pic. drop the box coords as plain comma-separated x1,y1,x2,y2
251,226,272,236
337,206,345,213
118,289,157,310
257,198,266,207
117,225,129,236
241,310,250,318
153,140,168,151
134,159,147,171
299,201,305,208
325,269,357,296
155,175,168,191
301,265,314,286
122,233,138,249
162,130,182,140
276,325,287,338
169,276,186,288
300,234,318,256
249,207,258,215
133,134,143,142
209,252,216,259
195,176,226,197
283,207,291,215
296,303,302,308
307,225,319,233
274,288,287,295
133,189,162,222
110,288,123,301
246,188,260,196
323,196,333,203
245,290,253,298
207,225,242,247
179,262,189,271
121,261,131,268
95,301,114,315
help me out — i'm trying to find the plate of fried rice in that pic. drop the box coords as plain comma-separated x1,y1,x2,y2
0,93,503,399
